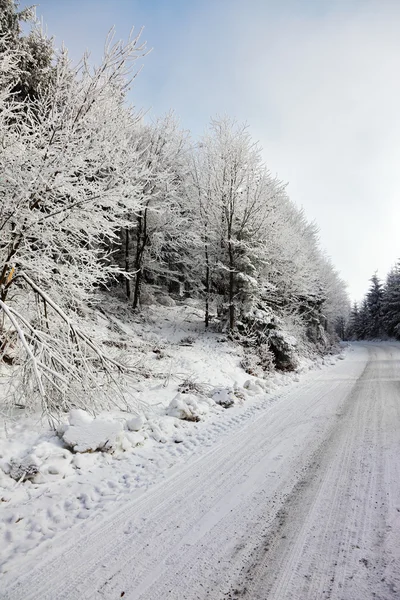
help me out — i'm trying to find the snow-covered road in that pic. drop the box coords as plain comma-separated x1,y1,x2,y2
3,343,400,600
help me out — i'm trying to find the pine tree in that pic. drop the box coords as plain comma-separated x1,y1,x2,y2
381,262,400,338
346,302,359,339
365,273,384,338
0,1,54,102
357,299,369,340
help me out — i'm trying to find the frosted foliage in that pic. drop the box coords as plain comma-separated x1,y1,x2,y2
0,31,148,419
189,116,349,339
116,112,194,308
0,33,147,309
190,117,289,329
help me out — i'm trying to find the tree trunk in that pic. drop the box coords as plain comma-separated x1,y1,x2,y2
132,267,142,310
132,206,149,311
204,227,210,328
125,228,131,300
228,238,235,331
0,223,21,302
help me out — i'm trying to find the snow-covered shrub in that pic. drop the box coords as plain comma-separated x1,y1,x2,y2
179,336,195,346
257,344,275,372
177,377,207,396
236,301,300,371
268,330,299,371
240,343,275,377
8,455,39,482
211,387,235,408
166,393,208,421
240,354,262,377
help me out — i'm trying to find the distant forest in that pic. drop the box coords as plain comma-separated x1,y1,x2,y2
347,268,400,340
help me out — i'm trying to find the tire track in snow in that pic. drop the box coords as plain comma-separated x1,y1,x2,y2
226,344,400,600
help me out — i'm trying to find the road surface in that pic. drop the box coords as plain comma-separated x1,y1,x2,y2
2,343,400,600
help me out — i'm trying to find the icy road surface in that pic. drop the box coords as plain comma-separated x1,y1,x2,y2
2,343,400,600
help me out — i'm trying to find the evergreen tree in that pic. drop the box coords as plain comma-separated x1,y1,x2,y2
0,1,54,102
346,302,359,339
365,273,384,338
357,299,370,340
381,262,400,338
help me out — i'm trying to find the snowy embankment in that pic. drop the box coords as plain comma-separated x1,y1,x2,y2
0,302,344,577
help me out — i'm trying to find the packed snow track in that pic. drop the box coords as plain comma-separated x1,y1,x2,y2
2,343,400,600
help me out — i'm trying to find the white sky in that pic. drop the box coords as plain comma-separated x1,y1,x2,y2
28,0,400,302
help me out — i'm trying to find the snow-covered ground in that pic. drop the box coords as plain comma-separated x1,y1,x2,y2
2,342,399,600
0,302,340,586
3,341,398,600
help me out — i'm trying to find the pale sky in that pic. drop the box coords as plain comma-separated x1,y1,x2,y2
24,0,400,302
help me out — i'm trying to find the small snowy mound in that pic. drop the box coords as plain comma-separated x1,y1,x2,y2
166,393,209,422
126,416,144,432
243,379,265,394
211,387,235,408
157,295,176,307
61,410,123,453
32,440,74,480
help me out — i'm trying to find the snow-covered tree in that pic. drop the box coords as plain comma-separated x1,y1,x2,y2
358,298,370,340
380,263,400,338
318,256,350,339
365,273,384,339
188,116,350,366
346,302,359,339
0,30,148,420
191,117,288,331
0,1,54,103
117,113,192,309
